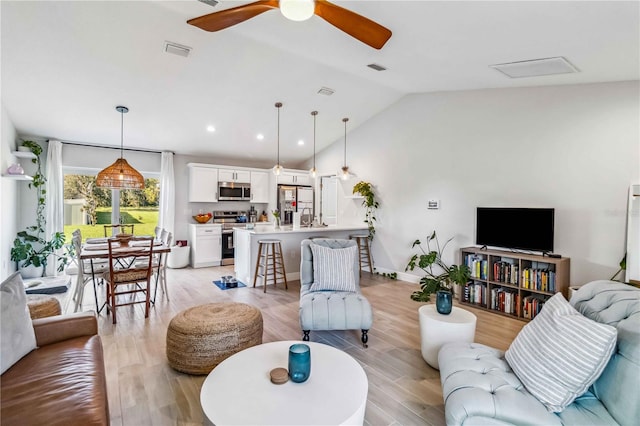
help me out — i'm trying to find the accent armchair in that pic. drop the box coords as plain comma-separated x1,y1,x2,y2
299,238,373,347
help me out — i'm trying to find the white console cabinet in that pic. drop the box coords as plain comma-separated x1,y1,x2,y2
189,224,222,268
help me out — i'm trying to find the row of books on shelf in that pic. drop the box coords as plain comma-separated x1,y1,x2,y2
521,268,556,292
462,281,487,305
522,295,547,319
465,255,488,279
490,288,518,315
493,261,519,285
462,281,549,320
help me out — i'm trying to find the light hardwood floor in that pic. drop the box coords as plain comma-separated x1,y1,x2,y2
65,265,525,426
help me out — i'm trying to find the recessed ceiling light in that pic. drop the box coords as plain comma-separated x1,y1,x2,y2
207,125,215,132
298,140,304,146
256,133,264,140
490,56,579,78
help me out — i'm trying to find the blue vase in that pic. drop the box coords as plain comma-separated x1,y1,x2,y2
436,290,453,315
288,343,311,383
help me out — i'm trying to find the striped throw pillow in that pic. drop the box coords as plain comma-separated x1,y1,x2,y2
310,243,357,292
505,292,617,412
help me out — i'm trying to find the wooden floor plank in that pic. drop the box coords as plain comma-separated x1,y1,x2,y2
60,266,524,425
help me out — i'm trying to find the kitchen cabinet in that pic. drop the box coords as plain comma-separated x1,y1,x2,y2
250,171,270,203
189,224,222,268
219,169,250,183
188,164,219,203
277,170,311,186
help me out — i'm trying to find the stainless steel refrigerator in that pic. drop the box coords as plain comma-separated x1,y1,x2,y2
278,185,314,225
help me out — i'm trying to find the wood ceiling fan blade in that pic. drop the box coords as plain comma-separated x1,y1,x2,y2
314,0,392,49
188,0,279,32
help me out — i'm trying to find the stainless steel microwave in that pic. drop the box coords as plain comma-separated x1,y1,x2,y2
218,182,251,201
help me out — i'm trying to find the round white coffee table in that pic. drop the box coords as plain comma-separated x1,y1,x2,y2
419,304,477,369
200,340,368,425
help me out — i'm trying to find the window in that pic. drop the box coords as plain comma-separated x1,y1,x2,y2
63,172,160,241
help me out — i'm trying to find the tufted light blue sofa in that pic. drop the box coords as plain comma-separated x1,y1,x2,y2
299,238,373,346
438,280,640,425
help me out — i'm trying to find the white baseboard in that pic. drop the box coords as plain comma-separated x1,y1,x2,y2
372,266,420,284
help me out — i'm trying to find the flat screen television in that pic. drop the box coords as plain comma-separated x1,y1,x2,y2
476,207,554,252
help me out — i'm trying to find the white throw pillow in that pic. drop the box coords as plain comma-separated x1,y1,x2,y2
505,292,617,412
1,272,37,374
310,244,357,292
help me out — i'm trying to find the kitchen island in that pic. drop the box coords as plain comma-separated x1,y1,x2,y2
234,224,368,285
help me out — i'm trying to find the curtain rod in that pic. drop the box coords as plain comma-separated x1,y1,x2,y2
51,139,168,155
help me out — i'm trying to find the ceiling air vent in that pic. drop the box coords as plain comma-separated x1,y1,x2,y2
490,57,579,78
367,63,387,71
164,41,192,58
198,0,219,7
317,87,335,96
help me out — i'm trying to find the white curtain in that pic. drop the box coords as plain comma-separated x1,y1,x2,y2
158,151,175,236
45,140,64,276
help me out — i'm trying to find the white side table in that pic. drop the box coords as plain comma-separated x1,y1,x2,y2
419,304,477,369
200,340,368,425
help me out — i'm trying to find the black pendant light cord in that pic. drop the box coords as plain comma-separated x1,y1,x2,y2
343,117,349,168
275,102,282,165
312,111,318,169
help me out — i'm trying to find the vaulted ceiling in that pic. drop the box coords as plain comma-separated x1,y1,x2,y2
2,1,638,167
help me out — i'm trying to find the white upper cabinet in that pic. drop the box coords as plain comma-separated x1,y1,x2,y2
250,171,269,203
188,164,219,202
277,171,311,186
219,169,250,183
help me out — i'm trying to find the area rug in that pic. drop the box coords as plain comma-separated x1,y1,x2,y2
213,280,247,291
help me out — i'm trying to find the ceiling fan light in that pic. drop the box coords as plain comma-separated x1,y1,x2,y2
280,0,315,22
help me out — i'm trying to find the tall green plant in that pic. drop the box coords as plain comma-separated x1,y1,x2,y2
352,181,379,241
406,231,471,302
10,141,69,273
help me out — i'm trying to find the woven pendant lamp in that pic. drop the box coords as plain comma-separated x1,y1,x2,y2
96,106,145,190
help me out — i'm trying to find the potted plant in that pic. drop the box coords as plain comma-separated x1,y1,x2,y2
352,181,379,241
406,231,471,313
10,140,70,278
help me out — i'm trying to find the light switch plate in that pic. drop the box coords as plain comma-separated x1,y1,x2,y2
428,199,440,209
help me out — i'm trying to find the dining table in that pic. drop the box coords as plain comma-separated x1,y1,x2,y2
80,236,171,313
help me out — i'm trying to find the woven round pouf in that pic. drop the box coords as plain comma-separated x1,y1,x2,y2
166,303,263,375
26,294,62,319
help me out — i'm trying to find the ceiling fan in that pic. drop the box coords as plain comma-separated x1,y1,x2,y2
188,0,392,50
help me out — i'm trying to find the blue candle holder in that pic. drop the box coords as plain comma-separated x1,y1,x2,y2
436,290,453,315
288,343,311,383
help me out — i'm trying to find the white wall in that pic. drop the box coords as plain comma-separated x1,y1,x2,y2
309,81,640,286
1,104,19,278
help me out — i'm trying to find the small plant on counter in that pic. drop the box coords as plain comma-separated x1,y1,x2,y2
352,181,379,241
272,210,281,227
406,231,471,302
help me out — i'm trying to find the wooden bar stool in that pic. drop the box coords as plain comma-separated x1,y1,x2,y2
253,240,288,293
350,234,373,276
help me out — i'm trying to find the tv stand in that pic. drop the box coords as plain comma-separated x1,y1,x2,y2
459,246,570,321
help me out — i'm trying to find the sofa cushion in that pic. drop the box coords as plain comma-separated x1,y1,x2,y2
0,334,109,425
570,280,640,426
439,342,562,425
309,243,357,292
1,271,37,374
505,292,617,412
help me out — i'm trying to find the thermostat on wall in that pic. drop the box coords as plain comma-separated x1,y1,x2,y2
428,199,440,209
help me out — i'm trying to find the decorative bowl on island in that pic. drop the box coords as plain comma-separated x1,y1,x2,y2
193,213,212,224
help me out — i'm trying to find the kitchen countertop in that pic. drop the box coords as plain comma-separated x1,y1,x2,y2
235,224,368,235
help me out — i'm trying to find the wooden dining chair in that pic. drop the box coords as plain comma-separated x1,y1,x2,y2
71,229,108,313
103,224,135,237
103,236,154,324
135,230,172,302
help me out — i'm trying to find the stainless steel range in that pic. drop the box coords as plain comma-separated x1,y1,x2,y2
213,211,247,266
